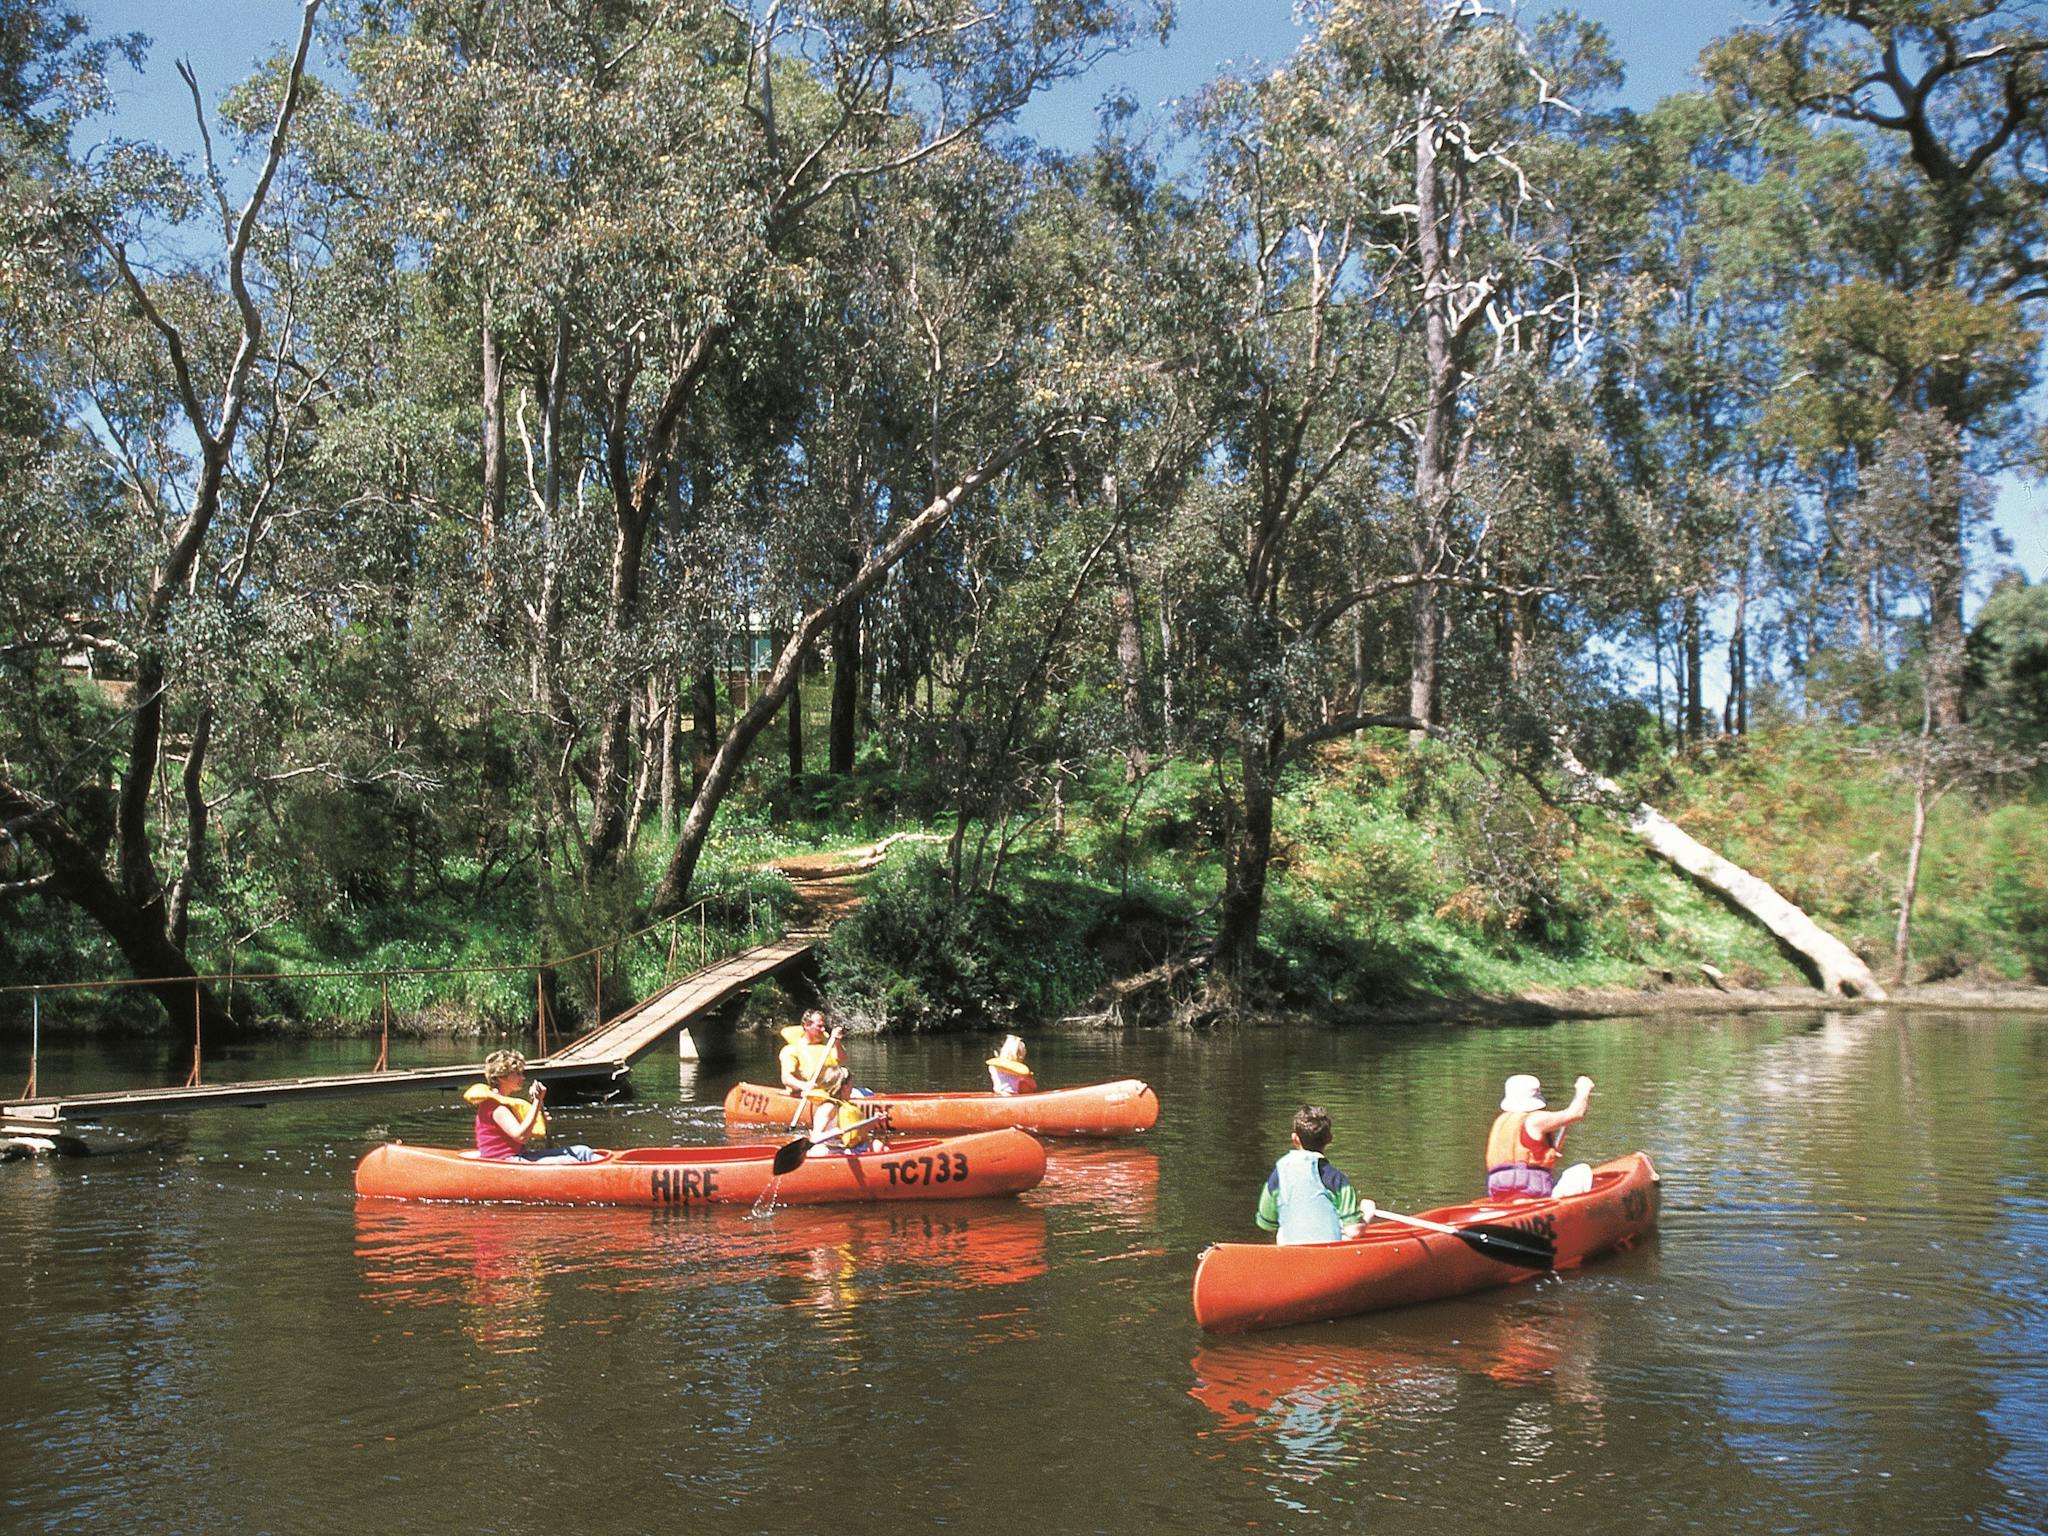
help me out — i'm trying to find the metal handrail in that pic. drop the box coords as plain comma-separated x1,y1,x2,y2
9,889,790,1102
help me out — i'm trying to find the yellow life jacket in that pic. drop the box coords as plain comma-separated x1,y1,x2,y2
811,1095,875,1151
985,1055,1031,1076
780,1038,843,1087
834,1098,876,1151
463,1082,549,1140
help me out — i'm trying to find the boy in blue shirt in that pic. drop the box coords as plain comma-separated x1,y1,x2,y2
1256,1104,1374,1245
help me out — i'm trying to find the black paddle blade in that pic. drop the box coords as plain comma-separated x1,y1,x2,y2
1455,1223,1555,1270
770,1135,811,1175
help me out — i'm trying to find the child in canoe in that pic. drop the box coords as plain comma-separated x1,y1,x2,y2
807,1066,886,1154
986,1034,1037,1095
466,1050,598,1162
1256,1105,1373,1245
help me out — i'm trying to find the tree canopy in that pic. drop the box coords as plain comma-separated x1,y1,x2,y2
2,0,2043,1024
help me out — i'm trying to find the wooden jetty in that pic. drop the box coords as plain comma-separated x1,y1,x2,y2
1,935,820,1147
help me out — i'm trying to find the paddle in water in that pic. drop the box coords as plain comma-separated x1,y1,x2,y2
1368,1207,1555,1270
769,1112,891,1176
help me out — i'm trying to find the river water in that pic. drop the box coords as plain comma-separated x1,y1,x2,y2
2,1009,2043,1534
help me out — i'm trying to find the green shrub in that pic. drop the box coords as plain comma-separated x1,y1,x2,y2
821,853,1108,1030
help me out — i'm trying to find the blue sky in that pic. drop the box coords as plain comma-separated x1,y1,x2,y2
81,1,1747,139
73,0,2045,586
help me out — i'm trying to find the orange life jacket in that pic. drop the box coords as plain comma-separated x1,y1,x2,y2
1486,1109,1562,1174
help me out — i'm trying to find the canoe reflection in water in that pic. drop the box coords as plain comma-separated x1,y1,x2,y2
355,1200,1049,1349
1029,1146,1160,1232
1189,1293,1613,1471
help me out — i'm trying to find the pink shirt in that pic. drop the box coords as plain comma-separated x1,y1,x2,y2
474,1103,526,1160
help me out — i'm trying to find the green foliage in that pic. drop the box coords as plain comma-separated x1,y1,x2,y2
1967,577,2048,748
6,0,2046,1041
820,853,1111,1030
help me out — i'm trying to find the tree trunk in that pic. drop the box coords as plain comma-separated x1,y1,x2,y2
1923,381,1969,729
690,667,717,800
1406,99,1457,746
658,675,681,832
829,584,860,775
1350,528,1377,714
1683,591,1704,743
1725,561,1749,735
480,294,505,601
624,681,658,855
1406,582,1442,736
1157,596,1179,751
1110,534,1150,777
1893,760,1930,985
1554,743,1887,1000
1214,740,1276,978
1650,601,1668,743
785,630,805,791
1507,592,1536,685
165,705,213,951
115,650,169,920
2,777,244,1037
526,317,577,843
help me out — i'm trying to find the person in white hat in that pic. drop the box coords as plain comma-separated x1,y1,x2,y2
1485,1072,1594,1198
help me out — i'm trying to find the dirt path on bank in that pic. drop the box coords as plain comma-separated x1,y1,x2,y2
767,833,945,933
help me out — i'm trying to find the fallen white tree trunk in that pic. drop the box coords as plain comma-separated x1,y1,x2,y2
1555,744,1887,1002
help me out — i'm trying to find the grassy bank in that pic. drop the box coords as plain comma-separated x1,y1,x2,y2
816,726,2048,1028
6,723,2042,1037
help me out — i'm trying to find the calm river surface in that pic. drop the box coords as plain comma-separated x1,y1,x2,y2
3,1009,2044,1534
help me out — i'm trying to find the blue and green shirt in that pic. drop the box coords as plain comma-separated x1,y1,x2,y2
1256,1148,1364,1245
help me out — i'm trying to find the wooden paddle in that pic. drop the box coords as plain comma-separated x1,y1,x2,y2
785,1026,845,1127
1368,1207,1556,1270
770,1112,891,1175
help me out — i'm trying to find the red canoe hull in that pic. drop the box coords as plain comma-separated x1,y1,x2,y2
355,1129,1046,1206
1191,1152,1661,1334
722,1078,1160,1137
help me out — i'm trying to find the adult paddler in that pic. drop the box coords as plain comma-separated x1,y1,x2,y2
778,1009,849,1117
465,1049,597,1163
1485,1073,1594,1198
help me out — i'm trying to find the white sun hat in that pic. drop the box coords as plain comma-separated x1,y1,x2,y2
1500,1074,1545,1113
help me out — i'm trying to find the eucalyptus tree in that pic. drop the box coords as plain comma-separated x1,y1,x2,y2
1310,0,1635,736
894,135,1223,888
1162,0,1638,980
331,0,1162,922
1171,12,1420,982
1603,92,1824,743
1966,572,2048,747
1030,132,1222,774
1705,0,2048,727
1,2,323,1032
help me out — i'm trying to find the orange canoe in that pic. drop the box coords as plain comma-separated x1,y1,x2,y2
1191,1152,1660,1334
722,1078,1159,1137
355,1128,1046,1206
